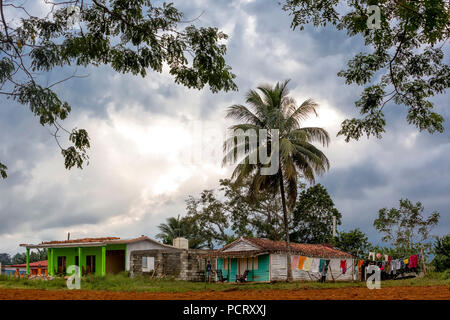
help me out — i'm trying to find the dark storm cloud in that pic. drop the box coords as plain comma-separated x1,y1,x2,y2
319,161,388,199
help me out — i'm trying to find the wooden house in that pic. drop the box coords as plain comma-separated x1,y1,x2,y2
208,237,355,282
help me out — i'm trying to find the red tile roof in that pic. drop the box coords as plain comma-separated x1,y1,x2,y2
41,237,120,245
215,237,353,258
6,260,48,268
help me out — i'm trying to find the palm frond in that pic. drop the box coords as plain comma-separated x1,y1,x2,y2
225,104,264,126
295,127,330,147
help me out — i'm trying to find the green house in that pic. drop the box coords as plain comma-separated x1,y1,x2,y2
20,235,175,277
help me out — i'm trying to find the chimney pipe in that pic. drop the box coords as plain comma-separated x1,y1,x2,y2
67,232,70,241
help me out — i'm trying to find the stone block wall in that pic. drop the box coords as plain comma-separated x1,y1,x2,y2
130,249,216,281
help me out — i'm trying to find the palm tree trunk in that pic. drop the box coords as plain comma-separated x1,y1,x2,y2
278,169,293,282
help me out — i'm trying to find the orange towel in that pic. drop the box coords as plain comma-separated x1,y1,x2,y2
358,260,364,269
298,256,307,270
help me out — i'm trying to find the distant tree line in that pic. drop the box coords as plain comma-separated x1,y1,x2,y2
0,249,47,265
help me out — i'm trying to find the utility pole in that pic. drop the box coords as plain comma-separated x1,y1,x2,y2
332,216,336,238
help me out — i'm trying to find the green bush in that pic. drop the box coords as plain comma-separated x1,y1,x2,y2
432,235,450,272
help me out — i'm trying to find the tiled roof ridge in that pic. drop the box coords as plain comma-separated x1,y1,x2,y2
41,237,120,245
242,237,353,258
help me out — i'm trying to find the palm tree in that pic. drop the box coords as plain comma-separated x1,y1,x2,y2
156,216,206,249
156,216,183,245
223,80,330,281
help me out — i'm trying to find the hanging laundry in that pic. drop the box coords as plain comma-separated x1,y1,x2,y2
310,258,320,273
291,255,299,270
388,256,392,261
368,252,375,260
403,258,409,266
408,255,418,268
386,260,391,273
298,256,307,270
318,259,325,273
358,260,364,269
340,260,347,274
384,254,389,261
376,253,382,260
303,257,313,271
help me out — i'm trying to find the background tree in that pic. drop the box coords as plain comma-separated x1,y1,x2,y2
155,216,204,249
282,0,449,141
11,253,26,264
0,253,11,265
290,183,341,244
0,0,237,179
432,234,450,272
223,80,330,281
185,189,233,249
373,198,440,256
10,248,47,264
332,229,370,259
220,178,288,241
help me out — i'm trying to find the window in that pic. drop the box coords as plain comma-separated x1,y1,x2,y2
142,256,154,272
75,256,79,267
86,255,96,274
57,256,66,274
142,256,147,268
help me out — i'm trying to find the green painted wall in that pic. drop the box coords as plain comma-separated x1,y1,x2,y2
48,244,126,276
217,254,270,282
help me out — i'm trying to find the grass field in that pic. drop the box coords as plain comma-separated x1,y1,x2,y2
1,271,448,293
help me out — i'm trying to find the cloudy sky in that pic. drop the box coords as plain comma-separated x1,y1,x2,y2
1,0,449,254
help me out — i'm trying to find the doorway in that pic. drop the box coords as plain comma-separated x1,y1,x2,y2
105,250,125,274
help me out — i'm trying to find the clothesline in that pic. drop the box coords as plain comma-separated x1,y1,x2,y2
290,255,352,276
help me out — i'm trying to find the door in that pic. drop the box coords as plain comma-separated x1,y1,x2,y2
105,250,125,274
238,258,248,274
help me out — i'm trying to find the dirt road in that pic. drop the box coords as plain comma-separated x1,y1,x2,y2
1,285,449,300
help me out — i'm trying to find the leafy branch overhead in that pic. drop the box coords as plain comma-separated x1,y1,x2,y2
283,0,449,141
0,0,237,179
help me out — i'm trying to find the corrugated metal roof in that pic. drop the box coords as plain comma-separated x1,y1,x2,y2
41,237,120,245
20,236,177,249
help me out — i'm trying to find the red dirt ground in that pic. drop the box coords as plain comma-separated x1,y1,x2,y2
0,285,449,300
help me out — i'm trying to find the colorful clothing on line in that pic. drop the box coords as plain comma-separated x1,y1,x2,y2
340,260,347,274
298,256,307,270
291,255,299,270
318,259,325,273
403,258,409,265
408,255,418,268
368,252,375,261
358,260,364,269
303,257,313,271
310,258,320,273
